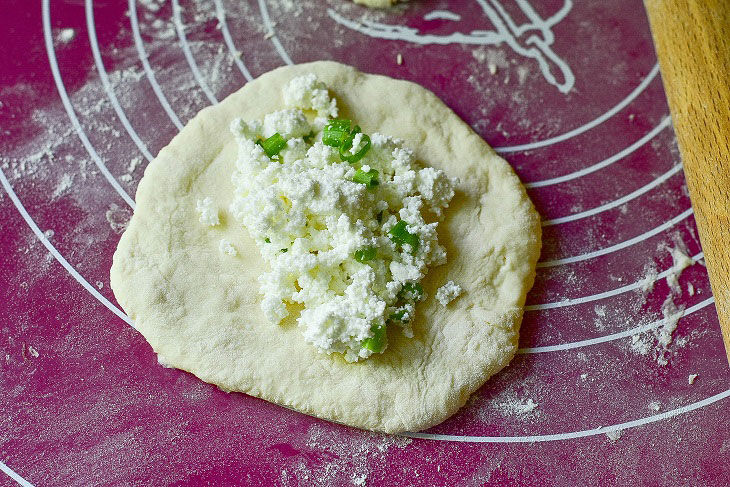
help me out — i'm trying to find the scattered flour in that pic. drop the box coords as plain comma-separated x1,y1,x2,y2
666,246,694,293
57,28,76,44
655,295,686,366
605,429,622,442
497,397,539,417
637,265,658,294
27,345,40,358
648,401,661,412
52,173,74,199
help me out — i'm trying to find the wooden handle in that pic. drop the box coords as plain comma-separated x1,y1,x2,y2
644,0,730,363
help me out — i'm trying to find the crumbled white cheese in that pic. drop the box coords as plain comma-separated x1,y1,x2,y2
196,197,219,226
226,74,456,361
688,374,698,385
219,239,237,256
435,281,462,306
282,73,338,118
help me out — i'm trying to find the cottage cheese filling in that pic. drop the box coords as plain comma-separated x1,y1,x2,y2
225,74,456,361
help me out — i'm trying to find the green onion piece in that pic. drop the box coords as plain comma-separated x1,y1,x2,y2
352,168,379,189
376,210,383,223
340,126,371,163
281,248,288,253
389,310,408,322
388,220,420,253
322,119,352,147
361,324,386,353
264,237,270,243
260,133,287,158
354,246,377,263
302,131,315,143
398,282,423,301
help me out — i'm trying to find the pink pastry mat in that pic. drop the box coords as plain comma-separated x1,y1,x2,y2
2,0,729,485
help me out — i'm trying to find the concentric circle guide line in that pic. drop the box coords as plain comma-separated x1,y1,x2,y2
527,251,704,311
279,1,661,153
215,0,254,82
496,63,662,152
172,0,219,105
258,0,293,65
537,207,695,268
0,168,132,326
128,0,184,131
526,116,672,189
0,164,723,447
405,387,730,443
521,296,715,353
0,461,33,487
541,161,683,226
86,0,154,162
42,0,136,209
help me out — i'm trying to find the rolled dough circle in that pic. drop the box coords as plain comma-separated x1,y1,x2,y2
110,61,541,433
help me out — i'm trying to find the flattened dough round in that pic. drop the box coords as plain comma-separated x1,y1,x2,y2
110,61,541,433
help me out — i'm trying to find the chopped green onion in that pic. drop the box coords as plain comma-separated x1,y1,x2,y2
322,119,352,147
302,131,315,143
376,210,383,223
361,324,386,353
352,168,379,189
389,310,409,322
280,248,288,253
354,246,377,263
398,282,423,301
264,237,270,243
388,220,420,253
340,126,371,163
260,133,287,158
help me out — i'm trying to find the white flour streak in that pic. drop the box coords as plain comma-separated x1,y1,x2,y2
86,0,154,162
43,0,136,210
128,0,184,130
526,116,672,188
172,0,219,105
405,387,730,443
537,207,694,268
526,252,704,311
214,0,254,81
520,296,714,354
541,163,683,226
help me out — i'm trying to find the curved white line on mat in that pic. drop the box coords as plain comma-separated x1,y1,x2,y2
215,0,254,82
406,384,729,443
172,0,219,105
258,0,293,65
525,116,672,189
128,0,185,130
0,460,34,487
541,163,684,226
494,63,662,153
526,251,704,311
86,0,154,162
520,296,714,353
537,207,694,268
43,0,136,209
0,168,132,326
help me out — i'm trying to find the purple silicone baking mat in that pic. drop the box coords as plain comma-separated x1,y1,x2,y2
2,0,729,485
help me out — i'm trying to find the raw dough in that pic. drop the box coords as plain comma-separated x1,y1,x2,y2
110,61,541,433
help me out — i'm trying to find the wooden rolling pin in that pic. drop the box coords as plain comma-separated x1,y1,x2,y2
644,0,730,363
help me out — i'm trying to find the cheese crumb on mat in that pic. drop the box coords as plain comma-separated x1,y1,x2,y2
688,374,698,385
